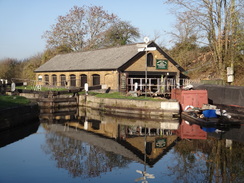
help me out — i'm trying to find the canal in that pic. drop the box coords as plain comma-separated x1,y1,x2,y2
1,107,244,183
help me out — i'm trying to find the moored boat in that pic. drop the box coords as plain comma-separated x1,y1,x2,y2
181,109,242,129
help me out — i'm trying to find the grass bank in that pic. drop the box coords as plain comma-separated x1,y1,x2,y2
86,92,168,101
16,85,66,91
0,95,31,110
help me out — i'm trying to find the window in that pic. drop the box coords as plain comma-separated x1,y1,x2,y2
44,75,49,85
70,74,76,87
60,74,66,86
92,74,100,85
80,74,87,87
52,74,57,86
147,53,153,67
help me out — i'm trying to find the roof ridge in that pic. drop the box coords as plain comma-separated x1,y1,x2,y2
77,43,139,54
55,42,153,57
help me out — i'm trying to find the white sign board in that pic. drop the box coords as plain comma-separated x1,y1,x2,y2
227,67,234,75
137,47,156,52
227,75,234,83
136,44,147,48
227,67,234,83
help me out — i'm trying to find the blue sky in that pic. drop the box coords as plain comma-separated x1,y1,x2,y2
0,0,175,60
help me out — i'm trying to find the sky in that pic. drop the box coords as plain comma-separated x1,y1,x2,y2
0,0,176,60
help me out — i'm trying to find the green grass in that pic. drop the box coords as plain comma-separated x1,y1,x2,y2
0,95,31,110
88,92,165,101
16,85,67,91
15,86,161,100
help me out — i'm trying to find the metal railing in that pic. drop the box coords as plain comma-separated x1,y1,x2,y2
127,78,201,95
10,78,101,92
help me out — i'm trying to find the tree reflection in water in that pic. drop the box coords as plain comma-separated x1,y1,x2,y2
41,129,131,178
168,138,244,183
37,106,244,183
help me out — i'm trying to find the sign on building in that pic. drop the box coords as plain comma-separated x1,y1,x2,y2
155,138,167,148
156,59,168,69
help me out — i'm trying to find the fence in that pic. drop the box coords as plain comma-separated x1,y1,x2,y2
127,78,199,95
11,78,78,91
9,78,102,92
8,77,202,94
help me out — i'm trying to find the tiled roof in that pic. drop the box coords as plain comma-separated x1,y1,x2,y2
35,41,185,72
35,43,140,72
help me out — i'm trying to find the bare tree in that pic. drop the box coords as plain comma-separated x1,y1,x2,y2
166,13,199,69
42,5,117,51
164,0,244,78
169,12,198,45
84,6,118,49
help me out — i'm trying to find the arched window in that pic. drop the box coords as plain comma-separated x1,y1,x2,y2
52,74,57,86
92,74,100,86
70,74,76,87
44,74,49,85
147,53,153,67
60,74,66,86
80,74,87,87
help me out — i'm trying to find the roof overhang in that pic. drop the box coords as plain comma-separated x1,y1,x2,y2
34,68,118,73
125,71,177,76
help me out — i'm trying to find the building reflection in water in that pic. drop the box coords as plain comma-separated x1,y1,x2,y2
39,106,181,180
38,106,244,182
1,104,244,183
73,107,180,166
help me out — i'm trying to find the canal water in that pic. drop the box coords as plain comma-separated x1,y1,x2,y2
1,107,244,183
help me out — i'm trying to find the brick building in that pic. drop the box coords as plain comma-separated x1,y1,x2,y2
35,41,185,94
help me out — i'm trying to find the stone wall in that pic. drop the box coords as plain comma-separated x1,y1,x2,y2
9,92,180,118
35,70,119,90
79,95,180,117
0,104,39,131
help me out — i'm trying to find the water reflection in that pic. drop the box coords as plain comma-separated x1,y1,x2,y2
38,106,244,182
43,107,180,162
169,133,244,182
0,121,39,148
39,107,181,180
41,124,131,178
1,106,244,183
